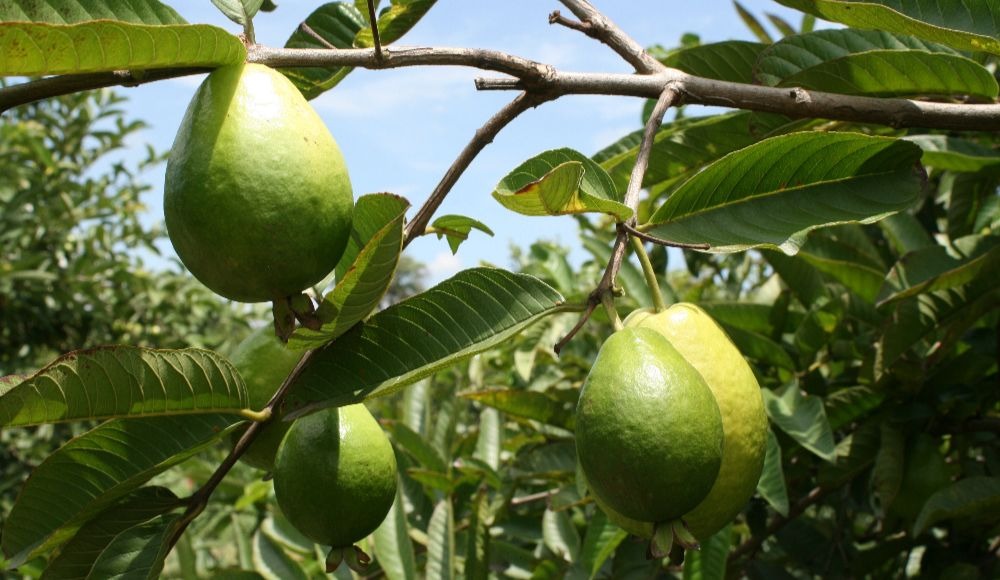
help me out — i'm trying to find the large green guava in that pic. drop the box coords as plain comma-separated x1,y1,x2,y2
621,303,768,541
229,327,303,471
164,63,353,303
273,404,397,572
575,327,724,526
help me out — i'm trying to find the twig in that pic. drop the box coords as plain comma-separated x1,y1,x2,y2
554,301,598,355
548,10,595,37
619,222,711,250
510,489,558,506
557,0,666,74
299,21,336,49
166,348,318,550
403,91,553,246
366,0,384,61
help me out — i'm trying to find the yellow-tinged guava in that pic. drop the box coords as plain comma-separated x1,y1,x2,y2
273,404,397,571
229,327,303,471
575,327,724,525
623,303,768,541
164,63,353,303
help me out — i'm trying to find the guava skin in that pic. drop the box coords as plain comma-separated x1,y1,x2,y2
575,327,724,524
273,404,397,549
624,303,768,540
164,63,353,303
228,327,303,471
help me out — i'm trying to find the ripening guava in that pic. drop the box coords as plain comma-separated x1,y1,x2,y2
575,327,724,527
622,303,768,541
229,327,303,471
273,404,397,572
164,63,353,303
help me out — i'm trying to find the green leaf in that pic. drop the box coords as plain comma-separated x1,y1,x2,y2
877,235,1000,307
251,530,309,580
40,487,182,580
0,22,245,76
871,425,905,517
0,1,185,24
913,477,1000,536
825,386,884,430
1,415,238,567
0,346,247,428
355,0,436,48
429,214,494,254
461,388,575,431
756,429,790,516
285,268,569,416
657,41,767,83
763,383,836,462
797,232,887,302
878,212,935,256
464,489,491,580
86,514,182,580
575,509,626,578
492,149,630,221
372,488,417,580
699,302,776,335
474,407,502,471
733,0,774,43
682,524,731,580
541,508,579,562
593,111,768,199
426,500,454,580
644,133,924,254
763,250,830,306
905,135,1000,173
719,325,796,370
211,0,265,26
767,12,799,37
281,3,366,99
781,51,996,99
288,194,408,349
383,419,447,473
773,0,1000,55
818,422,880,486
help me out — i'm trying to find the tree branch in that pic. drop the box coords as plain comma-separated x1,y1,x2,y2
619,222,710,250
403,91,553,246
556,0,665,74
729,485,839,563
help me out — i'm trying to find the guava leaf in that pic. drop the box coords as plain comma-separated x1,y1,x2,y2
0,21,245,76
372,490,417,579
763,383,836,462
41,487,183,579
871,425,905,517
210,0,265,26
382,419,448,472
430,214,494,254
426,500,455,580
542,508,579,562
825,386,884,430
757,429,790,516
1,415,239,567
644,132,924,254
285,268,570,416
796,233,887,302
756,28,962,87
492,149,631,221
877,235,1000,307
288,194,408,350
682,524,731,580
657,40,767,83
773,0,1000,55
0,1,185,24
0,346,247,428
912,477,1000,536
355,0,436,48
283,0,436,99
251,530,309,580
85,514,182,580
461,389,575,430
572,510,626,578
905,135,1000,173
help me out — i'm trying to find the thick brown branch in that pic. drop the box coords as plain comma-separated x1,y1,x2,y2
556,0,665,74
403,91,553,246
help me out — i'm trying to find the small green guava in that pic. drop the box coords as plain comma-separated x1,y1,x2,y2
273,404,397,572
164,63,353,303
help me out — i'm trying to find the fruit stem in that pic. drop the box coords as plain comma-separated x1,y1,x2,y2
343,545,372,573
325,547,345,572
630,234,667,312
600,291,624,331
650,521,674,559
239,408,271,422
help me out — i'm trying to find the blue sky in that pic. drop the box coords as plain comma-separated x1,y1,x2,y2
120,1,806,283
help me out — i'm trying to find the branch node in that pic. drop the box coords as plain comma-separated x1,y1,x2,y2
548,10,596,36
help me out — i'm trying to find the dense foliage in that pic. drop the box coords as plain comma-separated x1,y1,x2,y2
1,1,998,579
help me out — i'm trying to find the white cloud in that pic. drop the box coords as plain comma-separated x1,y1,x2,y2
426,250,462,281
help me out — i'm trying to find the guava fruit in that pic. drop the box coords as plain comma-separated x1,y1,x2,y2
229,327,303,471
623,303,768,541
164,63,353,303
273,404,397,572
575,327,724,529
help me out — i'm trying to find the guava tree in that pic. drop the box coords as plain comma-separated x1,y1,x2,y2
1,0,998,578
